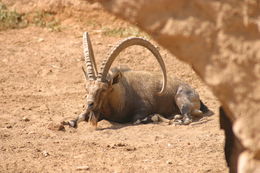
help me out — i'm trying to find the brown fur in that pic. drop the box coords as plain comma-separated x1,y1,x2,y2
67,67,211,127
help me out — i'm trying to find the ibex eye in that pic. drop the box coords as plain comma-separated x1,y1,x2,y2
88,102,94,108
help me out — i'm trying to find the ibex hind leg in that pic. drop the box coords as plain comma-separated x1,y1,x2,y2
148,114,173,124
175,100,193,125
134,114,161,124
63,111,89,128
133,113,148,124
181,105,193,125
133,114,171,124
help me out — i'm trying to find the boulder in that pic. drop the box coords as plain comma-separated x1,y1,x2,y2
95,0,260,172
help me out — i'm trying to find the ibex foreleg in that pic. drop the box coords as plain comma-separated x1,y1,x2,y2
63,111,90,128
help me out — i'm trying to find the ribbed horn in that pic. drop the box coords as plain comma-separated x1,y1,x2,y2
83,32,98,80
97,37,167,95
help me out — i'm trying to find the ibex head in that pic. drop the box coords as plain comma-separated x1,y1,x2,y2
84,73,121,110
82,32,167,126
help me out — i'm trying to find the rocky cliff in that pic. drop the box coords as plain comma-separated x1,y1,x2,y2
95,0,260,172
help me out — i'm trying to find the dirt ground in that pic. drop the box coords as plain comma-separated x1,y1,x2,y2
0,7,228,173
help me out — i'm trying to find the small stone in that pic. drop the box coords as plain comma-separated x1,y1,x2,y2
167,160,173,164
28,131,35,134
114,143,126,147
22,117,30,122
74,154,85,159
42,151,49,157
38,38,44,42
154,136,160,141
125,147,136,151
47,122,65,131
36,148,41,152
6,125,12,129
76,166,89,171
151,115,159,122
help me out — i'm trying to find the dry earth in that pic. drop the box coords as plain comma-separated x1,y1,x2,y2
0,8,228,173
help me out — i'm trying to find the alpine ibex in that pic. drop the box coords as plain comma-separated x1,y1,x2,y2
66,32,212,128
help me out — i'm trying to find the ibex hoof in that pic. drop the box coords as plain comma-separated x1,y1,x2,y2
151,114,159,122
174,114,183,120
183,118,192,125
61,120,78,128
172,120,183,125
133,119,141,125
171,117,192,125
68,120,78,128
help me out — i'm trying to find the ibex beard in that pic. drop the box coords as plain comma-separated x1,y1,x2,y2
88,111,98,127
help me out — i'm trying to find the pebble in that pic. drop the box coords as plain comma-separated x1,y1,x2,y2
125,147,136,151
47,122,65,131
42,151,49,157
6,125,12,129
22,117,30,122
74,154,85,159
76,166,89,171
114,143,126,147
28,131,35,135
38,38,44,42
166,160,173,164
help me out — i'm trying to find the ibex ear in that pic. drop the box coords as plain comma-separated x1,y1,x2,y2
109,71,122,85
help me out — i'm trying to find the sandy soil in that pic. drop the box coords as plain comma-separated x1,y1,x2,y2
0,10,228,173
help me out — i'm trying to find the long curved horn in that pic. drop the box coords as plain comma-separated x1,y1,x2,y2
97,37,167,95
83,32,98,80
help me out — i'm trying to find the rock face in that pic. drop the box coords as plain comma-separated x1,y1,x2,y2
94,0,260,172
